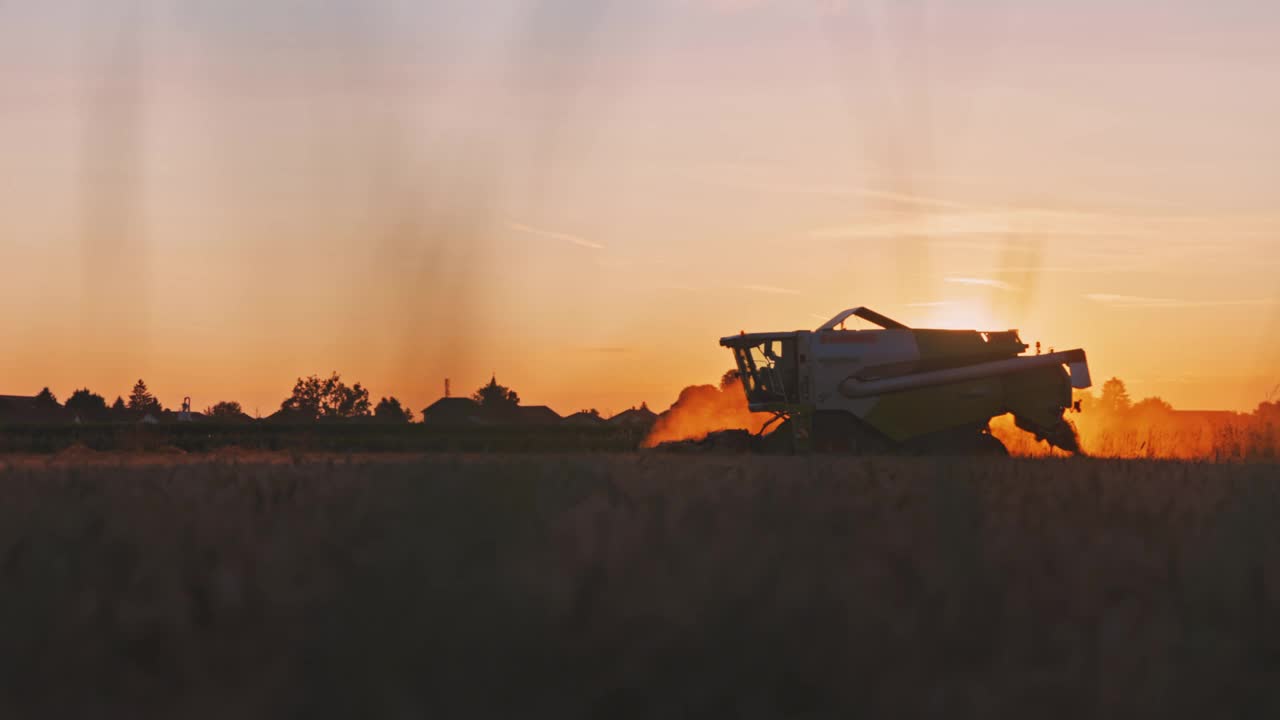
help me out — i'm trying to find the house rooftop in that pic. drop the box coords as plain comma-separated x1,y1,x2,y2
0,394,73,424
421,397,487,425
516,405,562,425
607,404,658,426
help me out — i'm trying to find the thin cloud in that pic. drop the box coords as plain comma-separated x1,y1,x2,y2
809,206,1270,243
743,284,801,295
676,165,1280,242
676,168,975,212
945,277,1017,291
966,264,1145,276
507,221,604,250
846,188,973,211
929,239,1140,259
810,213,1015,241
1084,294,1276,309
811,210,1158,242
904,301,955,308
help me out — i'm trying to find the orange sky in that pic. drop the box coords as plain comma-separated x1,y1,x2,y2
2,1,1279,416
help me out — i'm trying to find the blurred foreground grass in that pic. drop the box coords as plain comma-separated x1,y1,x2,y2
2,453,1280,718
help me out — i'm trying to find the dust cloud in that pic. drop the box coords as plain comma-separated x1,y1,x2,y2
648,373,1280,460
993,379,1280,460
642,375,773,448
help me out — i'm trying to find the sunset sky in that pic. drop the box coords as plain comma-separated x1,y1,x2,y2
2,0,1279,415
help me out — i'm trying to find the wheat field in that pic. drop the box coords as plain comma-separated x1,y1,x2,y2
2,452,1279,718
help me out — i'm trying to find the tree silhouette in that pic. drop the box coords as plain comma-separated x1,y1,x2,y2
34,387,58,407
281,373,371,420
282,376,324,418
1098,377,1132,415
472,375,520,410
1257,401,1280,423
374,397,414,423
204,401,244,419
128,379,161,413
1132,396,1174,415
111,396,126,413
720,368,742,390
65,388,108,416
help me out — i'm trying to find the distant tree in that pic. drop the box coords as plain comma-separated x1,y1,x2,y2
374,397,414,423
1098,377,1132,415
282,375,324,418
1132,397,1174,415
281,372,371,420
1255,401,1280,423
128,379,161,413
332,382,372,419
720,369,741,390
579,408,601,417
111,396,126,413
204,401,245,419
34,387,58,406
65,388,108,416
472,375,520,410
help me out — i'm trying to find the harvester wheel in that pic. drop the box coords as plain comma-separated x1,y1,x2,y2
759,420,798,454
812,411,890,454
1014,415,1082,455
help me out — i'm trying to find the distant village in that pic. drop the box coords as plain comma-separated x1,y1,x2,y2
0,374,660,431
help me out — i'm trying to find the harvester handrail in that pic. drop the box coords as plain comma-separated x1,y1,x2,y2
817,307,909,332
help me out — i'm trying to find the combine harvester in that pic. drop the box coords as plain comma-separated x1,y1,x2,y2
716,307,1091,455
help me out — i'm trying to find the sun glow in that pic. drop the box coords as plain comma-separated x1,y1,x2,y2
912,300,1009,333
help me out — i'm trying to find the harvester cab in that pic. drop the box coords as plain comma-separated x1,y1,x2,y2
721,307,1092,455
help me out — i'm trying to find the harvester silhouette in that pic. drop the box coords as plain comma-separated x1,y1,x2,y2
719,307,1091,454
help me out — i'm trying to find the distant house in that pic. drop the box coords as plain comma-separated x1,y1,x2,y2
421,397,488,426
104,408,158,425
421,398,566,427
516,405,562,426
607,403,658,430
0,395,73,425
563,411,606,427
158,410,216,424
263,407,316,425
1165,410,1251,435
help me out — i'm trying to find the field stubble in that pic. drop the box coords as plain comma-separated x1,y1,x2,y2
1,452,1279,718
